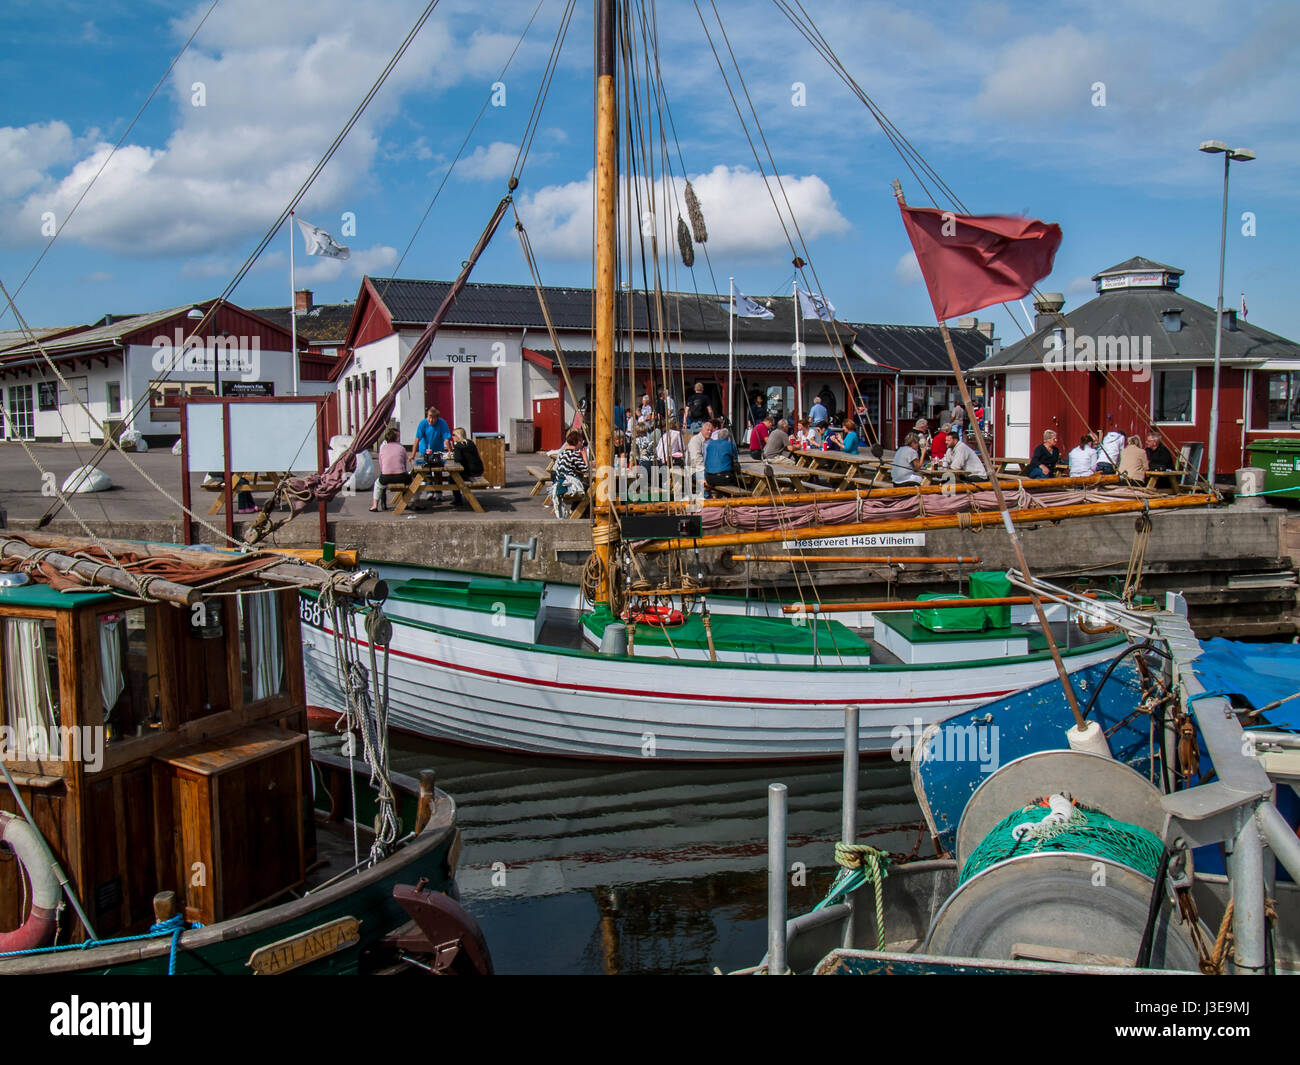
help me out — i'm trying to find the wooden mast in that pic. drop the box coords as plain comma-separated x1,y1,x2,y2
592,0,618,603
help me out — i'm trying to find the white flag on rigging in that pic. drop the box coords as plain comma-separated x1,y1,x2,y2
296,218,351,260
798,288,836,322
726,289,775,319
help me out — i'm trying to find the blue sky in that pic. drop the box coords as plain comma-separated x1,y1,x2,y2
1,0,1298,345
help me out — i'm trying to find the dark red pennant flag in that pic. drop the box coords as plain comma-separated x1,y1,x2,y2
898,205,1062,321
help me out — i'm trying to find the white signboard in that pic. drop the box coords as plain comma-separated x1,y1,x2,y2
781,533,926,549
1099,273,1164,290
184,400,321,472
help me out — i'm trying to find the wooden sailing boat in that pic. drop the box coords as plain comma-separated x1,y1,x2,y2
0,534,489,975
288,0,1214,763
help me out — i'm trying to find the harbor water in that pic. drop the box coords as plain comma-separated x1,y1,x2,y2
377,736,922,974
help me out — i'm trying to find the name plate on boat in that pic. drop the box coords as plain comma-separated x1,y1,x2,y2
247,916,361,975
781,533,926,549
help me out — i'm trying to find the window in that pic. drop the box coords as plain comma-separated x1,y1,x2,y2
6,384,34,439
1152,370,1193,423
2,618,60,759
238,593,285,703
38,382,58,412
1262,370,1300,429
97,607,158,738
107,382,121,415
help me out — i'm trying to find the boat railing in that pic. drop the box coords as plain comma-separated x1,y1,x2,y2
1003,568,1161,641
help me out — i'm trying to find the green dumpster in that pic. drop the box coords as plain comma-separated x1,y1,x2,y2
1247,438,1300,501
969,570,1013,628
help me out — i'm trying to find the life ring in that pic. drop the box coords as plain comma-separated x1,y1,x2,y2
621,605,685,627
0,811,60,952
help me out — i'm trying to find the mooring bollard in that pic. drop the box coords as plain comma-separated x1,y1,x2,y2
841,705,859,949
767,782,788,974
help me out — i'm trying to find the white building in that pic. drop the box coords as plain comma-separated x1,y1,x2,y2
0,301,331,445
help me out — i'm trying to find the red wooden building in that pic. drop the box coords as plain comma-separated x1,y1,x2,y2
971,257,1300,479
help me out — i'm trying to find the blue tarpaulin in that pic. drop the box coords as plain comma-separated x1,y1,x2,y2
1192,638,1300,729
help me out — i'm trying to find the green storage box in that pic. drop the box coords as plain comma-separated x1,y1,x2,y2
912,593,989,633
968,570,1013,628
1247,438,1300,501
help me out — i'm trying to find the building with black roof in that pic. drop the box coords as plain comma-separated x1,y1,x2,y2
331,275,996,450
970,256,1300,477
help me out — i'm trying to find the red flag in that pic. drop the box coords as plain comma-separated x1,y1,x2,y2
899,205,1062,321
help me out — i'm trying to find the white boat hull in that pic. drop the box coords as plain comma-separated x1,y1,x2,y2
300,591,1125,762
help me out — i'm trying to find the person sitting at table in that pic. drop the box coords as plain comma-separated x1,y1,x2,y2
686,420,713,475
1145,431,1174,472
763,418,791,460
656,418,686,468
1097,427,1126,475
550,430,589,516
945,429,986,478
829,418,860,455
1068,433,1099,477
803,422,824,449
370,426,412,512
891,432,923,486
930,423,950,466
1119,434,1148,482
704,427,740,493
413,406,450,468
1027,429,1060,479
749,413,773,459
816,420,837,451
447,427,484,508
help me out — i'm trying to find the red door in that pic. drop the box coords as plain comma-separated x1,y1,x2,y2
533,395,562,451
469,368,498,434
423,369,453,424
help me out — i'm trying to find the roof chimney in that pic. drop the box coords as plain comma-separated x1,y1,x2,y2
955,316,978,329
1032,292,1065,331
294,289,313,313
976,321,994,339
1221,308,1239,332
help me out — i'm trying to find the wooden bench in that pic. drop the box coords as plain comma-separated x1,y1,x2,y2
204,472,287,514
527,457,556,498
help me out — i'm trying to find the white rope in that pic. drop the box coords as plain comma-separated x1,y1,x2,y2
1012,793,1078,842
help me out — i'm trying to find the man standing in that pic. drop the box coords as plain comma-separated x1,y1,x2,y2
685,382,714,431
808,394,829,426
1027,429,1061,479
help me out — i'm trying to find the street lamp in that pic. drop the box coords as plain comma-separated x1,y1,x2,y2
1198,140,1255,484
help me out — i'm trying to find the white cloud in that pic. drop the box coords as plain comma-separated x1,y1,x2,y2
0,0,545,256
1065,276,1095,296
83,271,114,283
894,251,922,285
517,164,849,259
456,141,520,181
973,26,1111,121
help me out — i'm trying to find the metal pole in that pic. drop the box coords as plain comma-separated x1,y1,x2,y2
1208,153,1229,484
1227,805,1266,974
290,210,299,397
728,276,735,428
767,782,788,974
1257,801,1300,885
793,280,802,424
841,705,859,949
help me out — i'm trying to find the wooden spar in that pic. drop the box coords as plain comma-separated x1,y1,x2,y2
637,493,1217,554
785,596,1035,614
8,531,349,596
591,0,617,603
0,538,201,606
731,555,981,565
618,475,1122,512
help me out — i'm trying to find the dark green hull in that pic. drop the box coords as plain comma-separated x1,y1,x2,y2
0,756,460,975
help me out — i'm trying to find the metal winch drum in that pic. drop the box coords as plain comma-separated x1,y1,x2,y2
923,750,1209,971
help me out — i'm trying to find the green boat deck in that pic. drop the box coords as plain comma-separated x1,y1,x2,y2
390,576,545,619
875,609,1049,652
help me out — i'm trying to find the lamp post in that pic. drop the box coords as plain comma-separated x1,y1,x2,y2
1198,140,1255,484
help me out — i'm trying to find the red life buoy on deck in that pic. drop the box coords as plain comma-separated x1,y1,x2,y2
621,605,686,627
0,811,59,953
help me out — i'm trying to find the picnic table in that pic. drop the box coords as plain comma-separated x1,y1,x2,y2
387,461,487,515
202,472,287,514
526,452,558,497
786,447,889,489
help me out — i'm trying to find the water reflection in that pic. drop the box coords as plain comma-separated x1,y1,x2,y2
377,735,923,974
